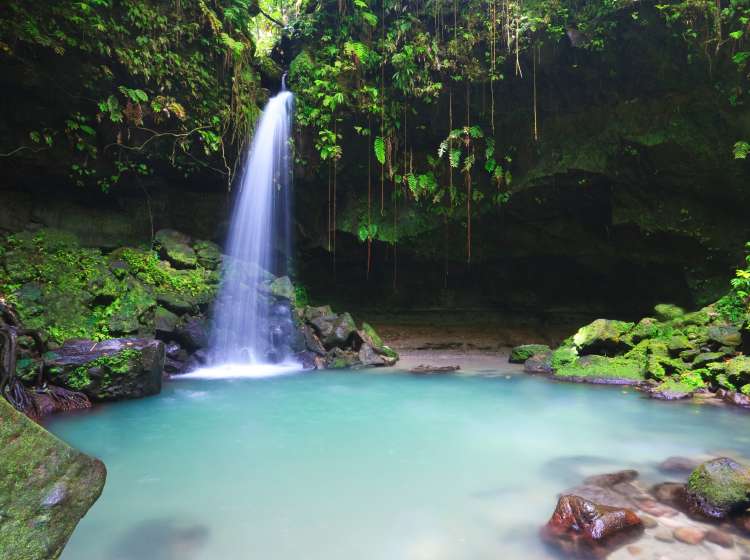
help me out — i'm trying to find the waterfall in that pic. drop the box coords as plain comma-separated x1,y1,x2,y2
210,87,295,365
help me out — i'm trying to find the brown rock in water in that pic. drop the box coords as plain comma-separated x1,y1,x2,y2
636,499,679,517
541,495,644,559
584,470,639,488
651,482,687,507
706,528,735,548
563,484,634,509
673,526,706,545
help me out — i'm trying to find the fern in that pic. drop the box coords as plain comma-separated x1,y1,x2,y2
374,137,386,165
449,149,461,169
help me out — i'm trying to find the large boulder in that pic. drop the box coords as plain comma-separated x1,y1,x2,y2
0,398,106,560
46,338,165,401
686,457,750,519
541,495,643,559
572,319,634,356
311,312,357,349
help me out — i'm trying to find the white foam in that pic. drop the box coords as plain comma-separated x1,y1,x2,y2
176,362,303,380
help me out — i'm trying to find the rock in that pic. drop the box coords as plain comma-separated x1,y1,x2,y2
175,317,209,351
301,325,326,356
268,276,295,301
708,326,743,348
156,291,196,314
706,528,735,548
358,343,386,367
572,319,635,356
653,527,675,542
155,229,197,269
686,457,750,519
193,239,222,269
46,338,165,401
563,484,634,509
651,482,686,506
612,482,651,502
555,355,645,385
636,499,679,517
409,364,460,374
361,322,384,347
325,347,359,369
666,335,692,355
654,304,686,322
154,306,179,338
723,391,750,408
510,344,550,363
639,515,658,528
693,351,729,368
658,456,702,476
312,312,357,349
0,397,106,560
673,527,705,545
647,381,695,401
584,470,639,488
727,356,750,381
524,352,553,374
541,495,644,559
107,279,156,335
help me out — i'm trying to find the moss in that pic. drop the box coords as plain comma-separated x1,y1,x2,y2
654,303,686,321
62,349,142,394
551,343,578,369
687,458,750,514
361,322,384,348
572,319,634,353
555,355,645,381
0,398,106,560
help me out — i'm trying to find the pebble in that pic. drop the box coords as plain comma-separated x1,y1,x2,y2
673,526,706,545
640,514,658,528
626,545,642,556
653,527,675,543
638,500,679,517
657,516,683,528
706,528,735,548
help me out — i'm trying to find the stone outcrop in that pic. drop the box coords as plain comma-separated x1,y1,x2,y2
0,397,106,560
686,457,750,519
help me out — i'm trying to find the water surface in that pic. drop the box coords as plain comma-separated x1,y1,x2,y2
48,369,750,560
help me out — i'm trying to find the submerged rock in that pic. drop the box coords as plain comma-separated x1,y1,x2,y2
510,344,550,364
46,338,165,401
686,457,750,519
0,397,106,560
541,495,643,559
658,456,702,476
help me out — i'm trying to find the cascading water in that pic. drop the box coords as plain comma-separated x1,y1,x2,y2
209,85,296,369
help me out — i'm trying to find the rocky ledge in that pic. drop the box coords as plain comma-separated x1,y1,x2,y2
512,298,750,408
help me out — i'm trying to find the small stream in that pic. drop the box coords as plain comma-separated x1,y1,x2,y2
48,369,750,560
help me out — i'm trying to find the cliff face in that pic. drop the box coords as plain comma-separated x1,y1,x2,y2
1,4,748,318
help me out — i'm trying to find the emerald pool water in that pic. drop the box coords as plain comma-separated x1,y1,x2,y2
48,369,750,560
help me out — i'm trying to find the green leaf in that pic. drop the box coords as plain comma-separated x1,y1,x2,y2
449,149,461,169
730,30,744,40
374,136,385,165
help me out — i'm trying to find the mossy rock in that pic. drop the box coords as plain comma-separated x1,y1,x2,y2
648,379,696,400
268,276,295,301
107,280,156,335
572,319,634,355
707,325,742,348
510,344,551,364
46,338,165,401
155,229,197,269
686,458,750,519
193,240,222,269
551,343,579,369
154,306,179,336
0,397,106,560
692,351,729,369
726,356,750,385
361,322,384,348
654,303,686,322
554,355,645,385
665,334,692,354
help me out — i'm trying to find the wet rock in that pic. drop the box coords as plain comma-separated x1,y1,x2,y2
647,382,694,401
693,351,729,368
612,482,651,502
156,291,196,314
301,325,326,356
46,338,165,401
541,495,644,559
510,344,550,364
0,398,106,560
686,457,750,519
722,391,750,408
651,482,686,507
175,317,209,351
563,484,634,509
658,457,702,476
673,526,705,545
572,319,635,356
268,276,295,301
325,347,359,369
310,312,357,349
636,499,679,517
653,527,675,542
584,470,638,488
639,515,658,528
524,352,554,374
706,528,735,548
